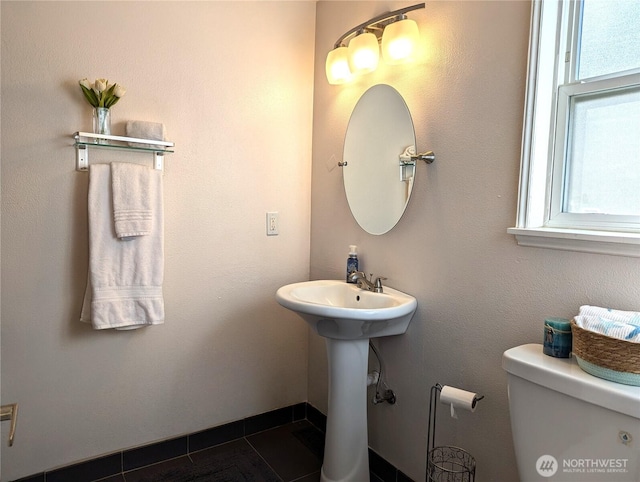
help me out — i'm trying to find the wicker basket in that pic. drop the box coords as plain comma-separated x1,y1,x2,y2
570,318,640,386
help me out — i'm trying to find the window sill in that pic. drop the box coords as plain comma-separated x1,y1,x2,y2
507,227,640,258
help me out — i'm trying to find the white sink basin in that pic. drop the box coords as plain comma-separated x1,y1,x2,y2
276,279,417,340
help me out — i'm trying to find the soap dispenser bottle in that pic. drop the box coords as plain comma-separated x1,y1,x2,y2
346,245,359,283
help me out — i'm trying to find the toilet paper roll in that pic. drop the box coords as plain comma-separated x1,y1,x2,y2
440,385,480,419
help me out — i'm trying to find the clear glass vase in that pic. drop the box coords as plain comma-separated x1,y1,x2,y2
92,107,111,144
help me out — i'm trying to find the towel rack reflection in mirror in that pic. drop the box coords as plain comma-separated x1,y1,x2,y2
73,132,175,172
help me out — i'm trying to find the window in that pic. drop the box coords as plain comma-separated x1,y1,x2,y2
509,0,640,257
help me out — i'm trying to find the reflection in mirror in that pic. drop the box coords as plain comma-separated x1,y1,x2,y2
343,84,416,235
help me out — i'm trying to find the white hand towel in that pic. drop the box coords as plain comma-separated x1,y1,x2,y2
80,163,164,330
112,162,153,239
126,121,165,148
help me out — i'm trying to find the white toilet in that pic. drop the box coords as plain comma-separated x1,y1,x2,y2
503,344,640,481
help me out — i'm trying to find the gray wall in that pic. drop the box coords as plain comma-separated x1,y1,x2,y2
310,2,640,481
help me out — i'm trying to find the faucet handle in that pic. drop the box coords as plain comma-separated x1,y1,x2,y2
373,276,387,293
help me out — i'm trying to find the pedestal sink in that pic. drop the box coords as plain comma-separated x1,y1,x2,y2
276,280,417,482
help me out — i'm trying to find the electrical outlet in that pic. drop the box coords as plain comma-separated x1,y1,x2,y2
266,212,279,236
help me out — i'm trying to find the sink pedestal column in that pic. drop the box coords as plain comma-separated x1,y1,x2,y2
321,338,370,482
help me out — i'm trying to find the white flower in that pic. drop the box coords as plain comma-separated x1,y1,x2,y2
113,84,126,98
93,78,107,94
79,78,91,90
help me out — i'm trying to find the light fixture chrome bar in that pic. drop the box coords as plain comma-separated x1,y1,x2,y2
333,3,425,48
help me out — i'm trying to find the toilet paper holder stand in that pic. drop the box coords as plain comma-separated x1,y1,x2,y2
426,383,483,482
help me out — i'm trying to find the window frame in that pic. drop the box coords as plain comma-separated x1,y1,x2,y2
509,0,640,257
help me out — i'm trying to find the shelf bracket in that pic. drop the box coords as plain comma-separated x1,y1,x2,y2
154,152,164,171
76,144,89,171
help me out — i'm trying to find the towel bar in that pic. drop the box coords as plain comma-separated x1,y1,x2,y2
73,132,175,171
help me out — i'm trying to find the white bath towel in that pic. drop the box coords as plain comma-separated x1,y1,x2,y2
575,305,640,343
80,163,164,330
112,162,153,239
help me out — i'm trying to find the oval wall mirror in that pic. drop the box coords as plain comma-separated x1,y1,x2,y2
343,84,416,235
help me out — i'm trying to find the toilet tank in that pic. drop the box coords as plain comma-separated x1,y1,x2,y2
503,344,640,482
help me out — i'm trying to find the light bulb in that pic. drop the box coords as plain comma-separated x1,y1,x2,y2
325,46,353,85
347,31,380,75
381,17,419,65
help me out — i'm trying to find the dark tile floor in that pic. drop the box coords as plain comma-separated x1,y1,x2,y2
14,403,415,482
100,420,322,482
88,420,392,482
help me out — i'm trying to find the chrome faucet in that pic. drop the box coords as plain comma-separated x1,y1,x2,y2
348,271,387,293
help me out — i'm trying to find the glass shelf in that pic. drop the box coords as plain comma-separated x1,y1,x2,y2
73,132,175,171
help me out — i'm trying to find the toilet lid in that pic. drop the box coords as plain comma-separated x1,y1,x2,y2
503,344,640,419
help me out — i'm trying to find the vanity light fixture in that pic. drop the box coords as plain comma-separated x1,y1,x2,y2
348,30,380,75
381,14,420,64
325,3,425,85
325,46,353,85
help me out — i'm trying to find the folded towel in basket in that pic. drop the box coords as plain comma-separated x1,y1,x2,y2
80,163,164,330
575,305,640,342
112,162,153,239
